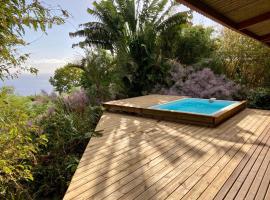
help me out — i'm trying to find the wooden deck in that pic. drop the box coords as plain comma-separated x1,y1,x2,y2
64,95,270,200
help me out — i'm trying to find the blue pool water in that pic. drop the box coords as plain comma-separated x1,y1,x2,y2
150,98,237,115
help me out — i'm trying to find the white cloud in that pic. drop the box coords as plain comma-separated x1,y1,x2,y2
24,55,82,75
24,58,67,74
29,58,69,64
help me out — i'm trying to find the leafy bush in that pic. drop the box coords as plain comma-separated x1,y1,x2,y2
247,88,270,109
155,61,240,100
160,25,217,65
218,28,270,88
49,64,83,94
30,89,102,199
80,50,122,104
0,87,47,199
0,87,103,199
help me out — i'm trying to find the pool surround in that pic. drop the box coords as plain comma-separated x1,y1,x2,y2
103,96,247,127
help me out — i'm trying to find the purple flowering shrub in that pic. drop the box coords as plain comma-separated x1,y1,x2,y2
156,61,240,100
183,68,240,99
62,89,89,113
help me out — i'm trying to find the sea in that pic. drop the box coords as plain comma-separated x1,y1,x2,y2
0,74,53,96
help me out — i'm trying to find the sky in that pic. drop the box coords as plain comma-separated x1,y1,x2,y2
0,0,220,95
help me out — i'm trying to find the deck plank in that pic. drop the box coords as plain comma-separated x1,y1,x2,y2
62,95,270,200
119,111,254,200
168,112,268,200
255,159,270,200
245,147,270,200
66,125,206,199
79,111,247,199
193,116,270,200
213,117,270,200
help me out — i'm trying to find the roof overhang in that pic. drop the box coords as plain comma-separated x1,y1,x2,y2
177,0,270,47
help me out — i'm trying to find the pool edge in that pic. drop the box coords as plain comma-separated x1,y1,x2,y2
102,98,247,127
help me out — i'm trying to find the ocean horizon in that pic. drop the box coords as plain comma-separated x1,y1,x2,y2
0,73,53,96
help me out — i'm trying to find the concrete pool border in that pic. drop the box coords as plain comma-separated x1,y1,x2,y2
103,95,247,127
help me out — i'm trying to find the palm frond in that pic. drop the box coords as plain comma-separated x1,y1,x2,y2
114,0,136,33
150,0,170,24
92,0,124,35
71,0,190,58
145,0,169,24
138,0,151,25
157,11,190,32
69,22,109,38
70,22,114,50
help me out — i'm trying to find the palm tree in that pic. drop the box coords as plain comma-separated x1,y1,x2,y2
70,0,190,96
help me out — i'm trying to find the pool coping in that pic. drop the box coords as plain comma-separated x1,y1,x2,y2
103,96,247,127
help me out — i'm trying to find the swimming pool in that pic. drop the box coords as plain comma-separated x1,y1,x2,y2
103,96,247,127
150,98,237,116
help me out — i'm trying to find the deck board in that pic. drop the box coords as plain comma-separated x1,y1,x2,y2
63,95,270,200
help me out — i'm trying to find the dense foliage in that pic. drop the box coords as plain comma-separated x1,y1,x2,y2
160,25,217,65
0,88,102,199
247,88,270,110
50,50,121,104
218,28,270,88
79,50,122,104
49,64,83,94
30,90,102,198
70,0,190,96
0,87,47,199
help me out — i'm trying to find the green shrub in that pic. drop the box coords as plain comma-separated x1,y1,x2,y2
247,88,270,110
0,87,47,199
49,64,83,94
218,28,270,88
0,88,103,199
30,90,102,199
160,25,217,65
80,50,122,104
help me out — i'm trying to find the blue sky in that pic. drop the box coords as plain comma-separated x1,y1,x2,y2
20,0,95,74
1,0,220,95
